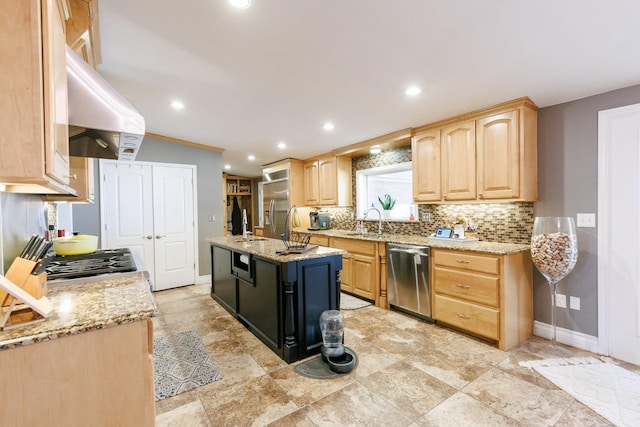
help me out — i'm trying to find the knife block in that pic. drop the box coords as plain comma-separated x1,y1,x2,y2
0,257,47,306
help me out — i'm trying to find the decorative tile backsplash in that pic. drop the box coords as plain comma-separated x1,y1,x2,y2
326,146,535,244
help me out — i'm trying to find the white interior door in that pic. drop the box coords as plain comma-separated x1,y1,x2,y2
101,161,197,291
152,165,196,291
598,102,640,365
102,162,155,284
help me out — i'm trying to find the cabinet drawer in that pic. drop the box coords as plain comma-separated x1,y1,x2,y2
309,235,329,246
433,250,499,275
433,267,499,307
330,237,376,255
434,295,499,340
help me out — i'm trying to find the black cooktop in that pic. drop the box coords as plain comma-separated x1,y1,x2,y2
45,248,136,280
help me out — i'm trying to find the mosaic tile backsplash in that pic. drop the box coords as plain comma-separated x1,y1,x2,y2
325,146,535,245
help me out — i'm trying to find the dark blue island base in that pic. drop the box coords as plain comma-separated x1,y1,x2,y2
210,238,343,363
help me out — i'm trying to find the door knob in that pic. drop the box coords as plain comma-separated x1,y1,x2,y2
156,235,167,239
144,235,153,239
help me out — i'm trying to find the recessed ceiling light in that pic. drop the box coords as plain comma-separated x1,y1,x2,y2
370,145,382,154
248,155,255,161
277,142,286,149
405,86,422,97
224,164,231,170
323,122,335,131
228,0,250,9
171,100,185,109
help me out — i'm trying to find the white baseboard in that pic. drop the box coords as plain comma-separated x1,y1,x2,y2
196,274,211,285
533,320,600,354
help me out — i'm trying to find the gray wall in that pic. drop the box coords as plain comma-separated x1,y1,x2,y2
1,193,47,272
73,136,224,277
536,83,640,336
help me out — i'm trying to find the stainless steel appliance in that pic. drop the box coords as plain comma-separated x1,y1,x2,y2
387,243,433,320
309,212,321,230
45,248,137,280
262,169,290,239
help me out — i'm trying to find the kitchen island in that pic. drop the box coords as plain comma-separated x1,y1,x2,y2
210,236,345,363
0,272,157,427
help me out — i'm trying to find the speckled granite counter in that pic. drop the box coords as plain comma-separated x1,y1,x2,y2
208,235,346,260
303,229,530,255
0,272,157,351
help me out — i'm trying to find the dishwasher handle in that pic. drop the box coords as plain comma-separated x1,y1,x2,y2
388,247,429,257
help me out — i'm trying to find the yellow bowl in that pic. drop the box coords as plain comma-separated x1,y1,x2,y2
52,235,98,256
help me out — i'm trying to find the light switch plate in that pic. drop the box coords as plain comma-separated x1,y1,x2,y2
576,213,596,228
555,294,566,308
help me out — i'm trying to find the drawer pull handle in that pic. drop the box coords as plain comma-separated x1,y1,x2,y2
456,259,470,264
456,313,471,319
456,283,471,289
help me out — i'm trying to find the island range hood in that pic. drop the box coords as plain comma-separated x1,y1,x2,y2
66,46,145,161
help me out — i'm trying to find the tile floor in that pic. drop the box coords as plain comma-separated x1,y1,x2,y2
152,284,638,426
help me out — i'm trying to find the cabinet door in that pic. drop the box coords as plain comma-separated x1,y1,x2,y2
238,258,280,349
42,0,70,185
351,254,375,300
211,245,237,313
412,128,442,202
442,120,476,201
476,110,520,199
303,161,319,206
340,254,353,293
318,157,338,205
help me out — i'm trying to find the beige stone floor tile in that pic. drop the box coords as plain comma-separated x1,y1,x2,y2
270,362,355,407
155,389,200,416
412,391,521,426
266,408,318,426
206,351,266,387
155,400,212,427
304,382,412,426
554,400,615,426
358,360,457,421
463,367,573,426
406,334,507,390
198,374,299,426
344,336,405,379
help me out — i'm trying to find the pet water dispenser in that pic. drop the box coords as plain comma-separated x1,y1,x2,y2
319,310,355,373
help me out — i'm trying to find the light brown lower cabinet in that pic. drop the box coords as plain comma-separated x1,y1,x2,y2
0,319,155,426
431,248,533,350
329,237,379,302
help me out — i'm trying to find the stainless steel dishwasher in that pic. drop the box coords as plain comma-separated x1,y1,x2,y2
387,243,433,321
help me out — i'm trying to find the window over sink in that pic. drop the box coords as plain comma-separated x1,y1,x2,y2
355,162,416,220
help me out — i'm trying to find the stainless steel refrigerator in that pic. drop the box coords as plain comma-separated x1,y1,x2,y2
262,169,290,239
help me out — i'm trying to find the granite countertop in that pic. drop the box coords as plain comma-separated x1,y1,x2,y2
0,272,157,351
209,236,346,261
304,229,530,255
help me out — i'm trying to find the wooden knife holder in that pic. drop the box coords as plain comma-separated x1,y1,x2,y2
0,257,47,306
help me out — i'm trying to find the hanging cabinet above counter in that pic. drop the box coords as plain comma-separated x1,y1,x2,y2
0,0,76,196
412,97,538,203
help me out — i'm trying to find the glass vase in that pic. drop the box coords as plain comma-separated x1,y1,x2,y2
531,217,578,356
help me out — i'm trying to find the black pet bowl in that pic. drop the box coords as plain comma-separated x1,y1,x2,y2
326,347,356,374
321,345,345,361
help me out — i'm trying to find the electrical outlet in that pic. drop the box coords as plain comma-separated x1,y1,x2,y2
555,293,567,308
208,215,215,222
421,213,431,222
576,213,596,228
570,296,581,310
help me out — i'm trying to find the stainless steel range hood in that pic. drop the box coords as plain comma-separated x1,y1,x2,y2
66,46,145,161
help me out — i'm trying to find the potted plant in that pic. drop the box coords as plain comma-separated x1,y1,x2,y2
378,194,396,218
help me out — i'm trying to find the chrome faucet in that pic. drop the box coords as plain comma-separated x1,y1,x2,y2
242,209,252,241
364,207,383,235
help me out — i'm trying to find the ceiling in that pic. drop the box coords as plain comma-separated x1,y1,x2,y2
97,0,640,178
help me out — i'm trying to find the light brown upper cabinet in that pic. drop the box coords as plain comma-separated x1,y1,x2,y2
303,156,352,206
66,0,101,69
412,97,537,203
442,120,476,201
0,0,75,195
